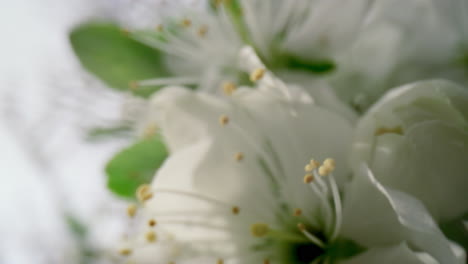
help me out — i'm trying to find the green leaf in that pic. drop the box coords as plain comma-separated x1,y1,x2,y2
106,137,168,198
70,22,169,97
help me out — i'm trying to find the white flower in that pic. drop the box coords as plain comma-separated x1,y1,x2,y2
330,0,467,110
131,5,243,93
129,0,372,93
120,52,464,264
352,79,468,222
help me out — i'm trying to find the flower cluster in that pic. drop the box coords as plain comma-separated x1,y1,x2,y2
69,0,468,263
116,48,467,264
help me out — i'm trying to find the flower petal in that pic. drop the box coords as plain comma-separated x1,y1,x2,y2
147,84,354,225
341,165,459,263
339,243,437,264
352,80,468,221
278,70,359,123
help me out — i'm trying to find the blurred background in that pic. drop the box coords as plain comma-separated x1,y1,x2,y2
0,0,203,263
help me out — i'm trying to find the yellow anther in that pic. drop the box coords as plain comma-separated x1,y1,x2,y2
126,204,137,218
128,81,139,91
221,81,237,95
182,19,192,27
235,152,244,162
119,248,132,256
148,219,157,227
145,230,157,242
375,126,404,136
304,164,314,172
198,25,208,37
297,222,306,231
318,165,331,176
219,115,229,126
250,223,270,237
309,159,320,169
217,259,224,264
323,158,336,169
232,206,240,215
140,193,153,201
293,208,302,216
143,123,158,139
121,29,130,36
250,68,265,82
156,24,164,32
303,174,314,184
136,184,153,202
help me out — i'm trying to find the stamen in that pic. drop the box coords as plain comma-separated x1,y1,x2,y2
318,165,332,176
239,46,295,102
128,81,139,91
217,259,224,264
231,206,240,215
297,222,306,231
221,81,237,95
143,123,158,139
263,259,270,264
127,204,137,218
145,231,157,243
250,223,270,237
328,174,342,241
250,68,265,82
375,126,403,136
234,152,244,162
304,164,314,172
156,24,164,32
157,219,230,231
153,188,239,213
297,223,325,248
293,208,302,216
198,25,208,37
119,248,132,256
323,158,335,168
312,169,328,193
148,219,157,227
251,223,308,243
121,28,130,36
304,158,343,240
309,159,320,169
219,115,229,126
136,184,153,202
182,19,192,27
304,172,333,233
303,174,314,183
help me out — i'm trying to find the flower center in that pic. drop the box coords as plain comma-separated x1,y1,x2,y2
248,159,345,263
119,158,346,264
287,241,325,264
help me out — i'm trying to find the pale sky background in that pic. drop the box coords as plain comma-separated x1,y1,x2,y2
0,0,204,263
